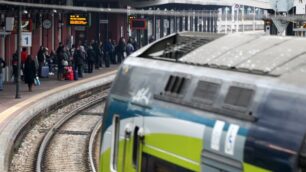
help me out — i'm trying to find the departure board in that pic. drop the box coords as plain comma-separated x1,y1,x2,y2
68,14,89,26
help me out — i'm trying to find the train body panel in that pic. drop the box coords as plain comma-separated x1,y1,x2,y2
100,32,306,172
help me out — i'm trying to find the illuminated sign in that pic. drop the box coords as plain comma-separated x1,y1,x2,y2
68,14,89,26
130,19,146,30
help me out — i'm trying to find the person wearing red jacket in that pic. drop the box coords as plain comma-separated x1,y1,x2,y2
21,47,28,64
21,47,28,80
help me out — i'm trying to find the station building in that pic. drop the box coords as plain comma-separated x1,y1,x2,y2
0,0,300,83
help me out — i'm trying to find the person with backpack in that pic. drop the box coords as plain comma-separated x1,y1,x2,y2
0,57,6,91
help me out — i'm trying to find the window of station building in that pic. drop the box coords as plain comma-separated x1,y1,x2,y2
224,86,254,109
193,80,220,104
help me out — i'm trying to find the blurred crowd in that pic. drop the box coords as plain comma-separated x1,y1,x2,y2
6,37,138,92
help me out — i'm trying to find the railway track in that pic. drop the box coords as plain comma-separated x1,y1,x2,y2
10,90,108,172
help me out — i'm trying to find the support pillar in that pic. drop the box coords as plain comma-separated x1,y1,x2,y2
51,13,55,51
190,15,194,31
160,17,164,38
179,17,183,31
185,16,188,31
203,16,207,32
195,16,198,32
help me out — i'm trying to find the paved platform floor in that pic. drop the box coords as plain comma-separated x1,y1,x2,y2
0,66,118,114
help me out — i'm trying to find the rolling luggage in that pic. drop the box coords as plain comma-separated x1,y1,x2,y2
64,66,74,81
41,66,49,78
74,70,78,80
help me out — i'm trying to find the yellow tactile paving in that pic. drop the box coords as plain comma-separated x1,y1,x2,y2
0,70,116,125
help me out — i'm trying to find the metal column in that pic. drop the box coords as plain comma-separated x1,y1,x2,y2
160,17,164,38
203,15,207,32
185,16,188,31
195,16,198,32
190,15,194,31
213,11,217,33
179,17,183,32
207,15,211,32
16,7,21,99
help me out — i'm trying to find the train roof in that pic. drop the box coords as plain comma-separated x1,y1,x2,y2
134,32,306,87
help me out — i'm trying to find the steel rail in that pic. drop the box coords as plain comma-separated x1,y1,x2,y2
36,94,108,172
88,119,102,172
0,0,265,19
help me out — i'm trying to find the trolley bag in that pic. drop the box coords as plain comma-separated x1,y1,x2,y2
41,66,49,78
66,66,74,81
74,70,78,80
64,66,70,80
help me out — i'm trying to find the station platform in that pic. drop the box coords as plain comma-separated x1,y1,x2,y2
0,65,118,172
0,66,117,113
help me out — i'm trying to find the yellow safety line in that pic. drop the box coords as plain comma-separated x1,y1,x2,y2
0,70,117,124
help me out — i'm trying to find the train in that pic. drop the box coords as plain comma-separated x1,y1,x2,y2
99,32,306,172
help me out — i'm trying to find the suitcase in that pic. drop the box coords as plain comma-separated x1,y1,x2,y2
64,66,74,80
41,66,49,78
74,70,78,80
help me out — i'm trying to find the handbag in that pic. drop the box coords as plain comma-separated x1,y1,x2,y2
34,77,40,86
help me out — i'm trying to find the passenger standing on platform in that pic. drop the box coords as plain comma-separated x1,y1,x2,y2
21,47,28,79
12,52,18,83
37,46,45,77
73,47,84,78
132,37,138,51
126,39,135,56
92,40,100,69
111,40,117,64
47,50,55,75
99,41,104,67
103,39,112,68
87,46,95,73
56,42,65,80
24,55,36,92
117,37,126,64
0,57,6,91
149,35,155,43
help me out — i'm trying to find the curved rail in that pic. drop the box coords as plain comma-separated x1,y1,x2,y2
36,96,107,172
89,119,102,172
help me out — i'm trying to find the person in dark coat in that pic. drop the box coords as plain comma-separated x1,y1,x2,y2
103,39,112,68
11,52,18,83
117,37,126,64
56,42,65,80
0,57,6,91
111,40,117,64
86,46,95,73
37,46,45,77
91,40,100,69
24,55,36,92
73,47,84,78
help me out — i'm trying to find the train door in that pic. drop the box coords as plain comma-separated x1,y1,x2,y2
107,114,144,172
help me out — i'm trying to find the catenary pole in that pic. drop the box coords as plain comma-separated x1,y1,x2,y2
16,6,21,99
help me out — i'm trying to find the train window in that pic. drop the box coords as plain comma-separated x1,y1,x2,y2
193,81,220,104
110,115,120,171
224,86,254,108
